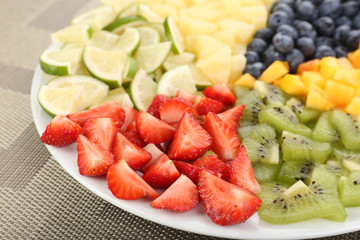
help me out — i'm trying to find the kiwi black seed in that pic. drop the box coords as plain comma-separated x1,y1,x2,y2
276,161,315,185
286,97,320,124
237,89,265,127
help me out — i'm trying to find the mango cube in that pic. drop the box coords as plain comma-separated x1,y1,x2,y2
259,61,289,83
348,49,360,69
333,69,360,87
338,57,354,69
319,57,340,79
306,85,334,111
301,71,326,89
297,59,320,74
272,77,283,87
233,73,256,88
279,74,307,96
324,80,355,107
356,88,360,97
345,96,360,116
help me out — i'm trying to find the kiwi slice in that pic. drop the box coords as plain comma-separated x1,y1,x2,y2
242,124,279,164
339,171,360,207
237,89,265,127
258,104,312,137
286,98,320,124
233,85,250,99
333,147,360,172
281,131,332,164
276,161,315,185
254,81,289,105
312,112,340,143
252,162,282,183
258,168,347,224
237,125,256,140
330,110,360,151
318,160,350,178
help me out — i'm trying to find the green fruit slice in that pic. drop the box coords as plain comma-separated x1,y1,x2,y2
164,16,185,55
90,87,133,108
163,52,195,71
137,26,160,47
113,27,140,55
136,41,171,73
123,57,138,85
130,70,157,110
51,24,92,43
104,15,147,34
88,30,119,50
72,5,116,31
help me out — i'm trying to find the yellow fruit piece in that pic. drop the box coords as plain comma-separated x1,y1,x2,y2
166,0,187,9
229,54,246,83
221,0,242,16
280,74,307,96
212,28,237,47
185,34,224,59
356,88,360,97
239,6,268,23
259,61,289,83
306,88,334,111
233,73,256,88
239,0,264,6
324,80,355,107
333,69,360,87
338,57,354,69
273,77,283,87
218,19,255,44
251,16,268,31
301,71,326,90
348,49,360,69
180,3,228,22
319,57,341,79
345,96,360,115
149,4,179,22
232,44,247,55
179,15,217,35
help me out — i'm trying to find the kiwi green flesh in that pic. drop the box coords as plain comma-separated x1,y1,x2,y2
312,112,340,143
318,160,350,178
237,89,265,127
276,161,315,185
339,171,360,207
254,81,289,105
281,131,332,164
286,98,320,124
233,85,250,99
333,147,360,172
258,104,312,138
330,110,360,151
252,162,282,183
237,126,256,140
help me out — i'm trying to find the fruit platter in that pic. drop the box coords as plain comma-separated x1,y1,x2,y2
31,0,360,239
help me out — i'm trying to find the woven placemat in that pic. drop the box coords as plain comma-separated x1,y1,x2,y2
0,0,359,239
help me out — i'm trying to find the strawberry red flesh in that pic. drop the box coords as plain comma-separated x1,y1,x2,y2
217,105,245,131
123,129,146,147
83,117,117,151
120,107,137,132
198,170,262,226
176,90,198,104
142,160,181,188
141,144,165,172
40,115,82,147
173,161,202,184
196,96,225,116
193,155,230,181
203,83,236,106
147,94,170,119
159,97,196,126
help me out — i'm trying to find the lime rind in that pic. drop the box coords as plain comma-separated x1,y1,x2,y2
104,15,147,33
164,16,185,55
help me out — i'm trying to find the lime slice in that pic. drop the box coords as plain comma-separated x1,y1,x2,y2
83,45,127,88
118,2,140,18
72,6,116,31
47,75,109,109
90,87,134,108
150,23,167,42
38,85,84,116
40,48,83,76
157,64,197,97
104,15,147,34
88,30,119,50
136,41,171,73
123,57,138,85
113,27,140,55
61,42,86,50
100,0,139,13
164,16,185,55
138,4,164,24
137,26,160,47
130,70,158,110
163,52,195,71
188,63,212,90
51,24,92,43
149,68,163,83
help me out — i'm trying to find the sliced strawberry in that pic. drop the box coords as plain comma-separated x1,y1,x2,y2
67,101,125,129
173,161,202,184
217,105,245,131
159,97,196,127
107,159,159,200
141,153,169,173
77,134,114,176
40,115,82,146
198,170,262,226
203,83,236,106
83,117,117,151
228,145,261,194
203,112,241,162
141,144,164,172
168,113,212,161
136,110,176,144
193,155,230,181
147,94,170,119
150,174,199,212
142,160,181,188
126,121,136,131
120,107,137,132
123,129,146,147
196,96,225,116
176,90,198,104
112,132,152,170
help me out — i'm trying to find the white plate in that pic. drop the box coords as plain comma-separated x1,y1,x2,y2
31,65,360,239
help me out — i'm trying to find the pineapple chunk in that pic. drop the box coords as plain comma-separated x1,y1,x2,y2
280,74,307,96
259,61,289,83
212,28,237,47
229,54,246,83
180,3,228,22
251,16,268,31
179,15,217,35
306,84,334,111
166,0,187,9
324,80,355,107
333,69,360,87
338,57,354,69
297,59,320,74
348,49,360,69
345,96,360,116
301,71,326,90
239,6,268,23
185,34,224,59
319,57,341,79
233,73,256,88
232,44,247,55
218,19,255,44
221,0,242,16
239,0,265,6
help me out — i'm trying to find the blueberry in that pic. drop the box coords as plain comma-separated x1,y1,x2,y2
346,30,360,50
281,0,296,8
294,20,317,40
272,3,295,20
296,1,318,21
352,13,360,29
318,0,342,19
247,38,268,54
314,45,336,59
308,0,323,5
296,37,315,57
334,25,351,45
315,37,334,47
335,16,352,27
245,51,260,64
286,49,305,73
335,46,348,58
276,24,298,40
254,28,275,43
313,17,335,37
343,1,359,18
268,11,292,31
273,32,294,53
263,45,285,66
245,62,266,79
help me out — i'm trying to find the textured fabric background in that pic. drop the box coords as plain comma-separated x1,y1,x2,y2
0,0,359,239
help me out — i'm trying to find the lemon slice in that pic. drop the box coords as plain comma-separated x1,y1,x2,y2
130,70,158,110
137,26,160,47
83,45,128,88
40,48,83,76
157,64,197,97
90,88,134,108
164,16,185,55
163,52,195,71
47,75,109,109
136,41,171,73
51,24,92,43
88,30,119,50
72,6,116,31
100,0,138,13
113,27,140,55
104,15,147,34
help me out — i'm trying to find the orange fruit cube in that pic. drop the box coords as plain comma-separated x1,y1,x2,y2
319,57,341,79
306,84,334,111
258,61,289,83
324,80,355,107
280,74,306,96
348,49,360,69
338,57,354,69
301,71,326,90
332,69,360,87
233,73,256,88
297,59,320,74
345,96,360,116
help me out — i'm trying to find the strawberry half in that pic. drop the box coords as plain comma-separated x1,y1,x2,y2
77,134,114,176
120,107,137,132
193,155,230,181
198,170,262,226
107,159,159,200
196,96,225,116
141,144,165,172
176,90,198,104
203,112,241,162
123,129,146,147
217,105,245,131
173,161,202,184
142,159,180,188
67,101,125,129
150,174,199,212
147,94,170,119
83,117,117,151
136,110,176,144
228,145,261,194
40,115,82,146
168,113,212,161
112,132,152,170
159,97,196,127
203,83,236,106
